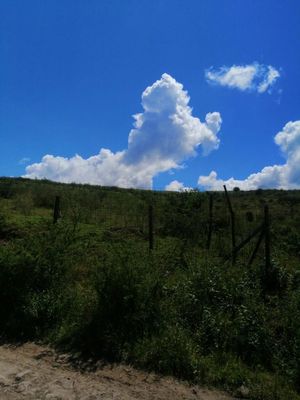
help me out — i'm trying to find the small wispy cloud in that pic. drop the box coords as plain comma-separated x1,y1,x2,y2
205,63,280,93
19,157,31,165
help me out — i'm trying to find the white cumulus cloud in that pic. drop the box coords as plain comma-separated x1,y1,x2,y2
205,63,280,93
25,73,222,189
165,180,192,192
198,120,300,190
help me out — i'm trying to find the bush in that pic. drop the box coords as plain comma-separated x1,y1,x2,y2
132,326,198,379
66,242,164,359
0,221,79,339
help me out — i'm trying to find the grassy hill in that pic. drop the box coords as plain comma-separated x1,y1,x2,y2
1,177,300,399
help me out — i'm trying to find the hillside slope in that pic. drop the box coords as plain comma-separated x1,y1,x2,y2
1,178,300,399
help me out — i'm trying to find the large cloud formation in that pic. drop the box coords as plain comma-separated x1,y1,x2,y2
198,120,300,190
205,63,280,93
25,74,221,189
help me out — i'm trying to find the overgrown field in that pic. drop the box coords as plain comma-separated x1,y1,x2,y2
1,177,300,399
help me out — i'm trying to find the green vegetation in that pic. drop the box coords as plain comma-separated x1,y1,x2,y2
1,177,300,399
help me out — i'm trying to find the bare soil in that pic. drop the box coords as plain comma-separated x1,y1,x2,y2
0,343,236,400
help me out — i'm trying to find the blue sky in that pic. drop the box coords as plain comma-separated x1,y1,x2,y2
1,0,300,190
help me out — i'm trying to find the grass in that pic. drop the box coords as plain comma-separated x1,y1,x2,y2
0,177,300,399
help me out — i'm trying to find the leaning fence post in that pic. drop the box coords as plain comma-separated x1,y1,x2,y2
53,196,61,224
148,204,154,251
206,194,213,250
223,185,236,263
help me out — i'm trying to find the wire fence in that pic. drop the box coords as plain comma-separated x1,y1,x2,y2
50,186,274,270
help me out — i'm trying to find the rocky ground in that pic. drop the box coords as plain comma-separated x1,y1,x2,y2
0,343,236,400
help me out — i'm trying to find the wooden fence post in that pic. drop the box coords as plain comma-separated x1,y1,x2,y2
264,204,271,274
53,196,61,224
206,194,213,250
223,185,236,263
148,204,154,251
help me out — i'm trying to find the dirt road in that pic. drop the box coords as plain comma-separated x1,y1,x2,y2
0,343,235,400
